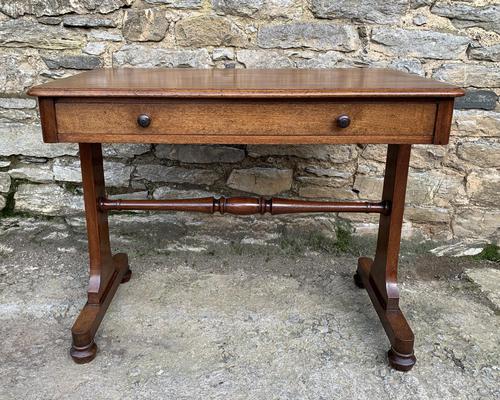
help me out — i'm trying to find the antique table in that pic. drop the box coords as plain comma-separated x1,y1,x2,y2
28,68,463,371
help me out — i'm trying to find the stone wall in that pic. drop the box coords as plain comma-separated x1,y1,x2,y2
0,0,498,243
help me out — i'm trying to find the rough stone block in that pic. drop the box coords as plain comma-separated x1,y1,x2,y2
407,170,466,207
103,144,151,158
42,55,102,70
405,206,450,224
226,167,293,195
0,124,78,158
433,63,500,88
145,0,202,8
454,90,497,111
236,50,293,68
467,169,500,207
431,2,500,33
63,15,116,28
0,172,11,193
257,23,360,52
8,162,54,183
14,183,83,216
175,15,247,47
453,207,500,239
156,145,245,163
452,110,500,137
135,165,220,184
457,140,500,168
298,185,357,200
113,45,212,68
469,44,500,62
53,158,133,187
247,145,358,162
311,0,408,25
352,175,384,201
371,28,470,60
0,19,83,50
0,195,5,211
213,0,263,17
123,8,169,42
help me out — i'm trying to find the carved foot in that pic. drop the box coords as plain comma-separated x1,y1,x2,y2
388,348,416,372
121,268,132,283
353,271,364,288
70,341,98,364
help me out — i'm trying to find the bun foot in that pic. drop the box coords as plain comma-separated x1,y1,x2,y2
388,348,416,372
121,268,132,283
70,341,98,364
353,271,364,288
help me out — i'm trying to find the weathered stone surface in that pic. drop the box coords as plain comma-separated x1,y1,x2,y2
0,195,5,210
413,14,427,26
453,207,500,239
103,144,151,158
433,63,500,88
0,98,37,110
311,0,408,25
303,167,352,179
53,158,133,187
123,8,169,42
0,0,76,17
145,0,202,8
227,167,293,195
8,163,54,183
113,45,211,68
410,146,446,170
294,51,341,69
469,44,500,62
457,140,500,168
42,55,102,70
237,50,293,68
156,145,245,164
247,145,358,162
371,28,470,60
83,42,107,56
213,0,263,17
0,124,78,158
298,185,358,199
467,169,500,207
410,0,432,8
14,183,83,215
405,206,450,224
431,2,500,33
175,15,247,48
352,175,384,201
0,19,83,50
407,170,466,207
257,23,360,52
0,50,47,94
153,186,214,199
37,16,63,25
297,176,349,189
135,165,220,184
63,15,116,28
213,47,235,61
0,172,11,193
453,110,500,137
0,161,11,168
88,30,123,42
454,90,497,111
465,268,500,311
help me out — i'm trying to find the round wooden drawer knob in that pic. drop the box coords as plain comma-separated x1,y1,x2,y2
336,115,351,128
137,114,151,128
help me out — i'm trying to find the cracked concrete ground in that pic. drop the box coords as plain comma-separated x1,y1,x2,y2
0,215,499,400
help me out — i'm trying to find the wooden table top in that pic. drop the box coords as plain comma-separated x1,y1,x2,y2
28,68,464,98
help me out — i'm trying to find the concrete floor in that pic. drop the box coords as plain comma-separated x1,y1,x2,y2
0,215,499,400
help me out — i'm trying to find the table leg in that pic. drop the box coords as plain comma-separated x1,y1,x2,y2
70,143,131,364
354,144,416,371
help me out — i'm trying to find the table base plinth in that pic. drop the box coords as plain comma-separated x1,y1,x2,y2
356,257,416,371
70,253,131,364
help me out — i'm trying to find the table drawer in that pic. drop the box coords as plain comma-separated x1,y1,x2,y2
55,99,437,143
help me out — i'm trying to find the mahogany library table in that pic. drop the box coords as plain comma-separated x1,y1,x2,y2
28,68,464,371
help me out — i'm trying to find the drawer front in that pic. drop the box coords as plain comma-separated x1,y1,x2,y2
56,99,436,135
